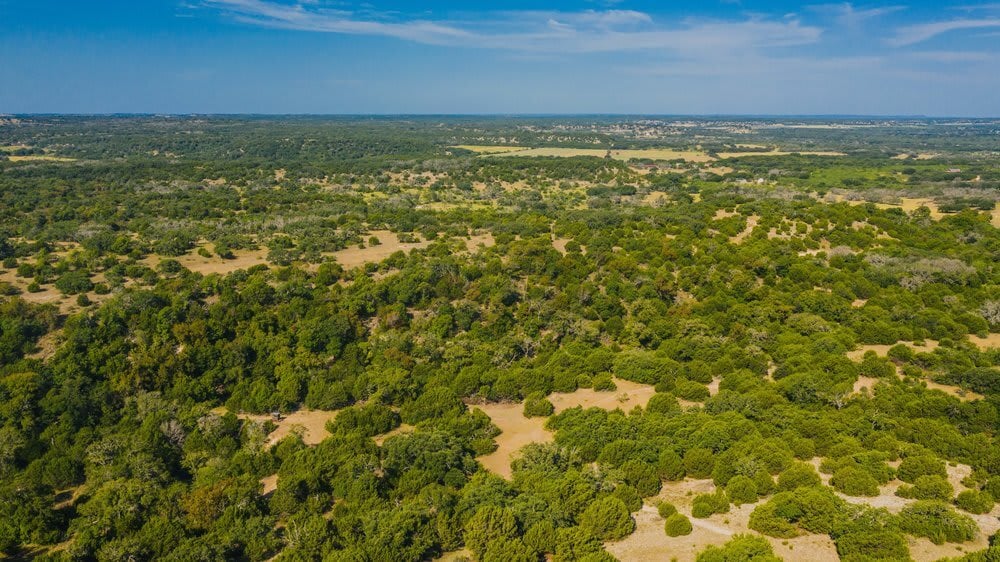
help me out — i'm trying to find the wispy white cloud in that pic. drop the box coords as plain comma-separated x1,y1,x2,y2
810,3,906,28
203,0,821,54
888,17,1000,46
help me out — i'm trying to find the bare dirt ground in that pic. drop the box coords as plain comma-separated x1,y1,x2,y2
475,378,657,478
143,247,270,276
607,479,839,562
716,150,845,159
473,402,553,479
729,215,760,244
552,237,572,255
464,233,495,253
330,230,431,269
846,341,939,361
373,423,415,446
846,341,984,401
968,333,1000,351
234,408,340,446
260,474,278,495
548,378,658,414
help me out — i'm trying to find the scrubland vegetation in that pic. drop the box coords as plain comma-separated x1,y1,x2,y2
0,116,998,561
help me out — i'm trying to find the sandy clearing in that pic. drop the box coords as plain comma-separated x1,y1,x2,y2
609,481,840,562
729,215,760,244
7,155,77,163
475,378,657,478
260,474,278,495
373,423,415,446
968,333,1000,351
464,233,496,253
143,247,270,276
846,341,939,362
330,230,431,269
435,548,473,561
714,209,739,220
552,237,572,255
473,402,553,479
235,408,339,446
548,378,658,414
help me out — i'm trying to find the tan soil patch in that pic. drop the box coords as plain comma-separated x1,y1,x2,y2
473,402,553,479
609,481,839,562
729,215,760,244
7,155,77,162
968,333,1000,351
260,474,278,495
28,330,61,360
548,378,657,413
454,145,528,154
330,230,431,269
552,237,572,255
851,299,868,308
373,423,415,446
435,548,473,561
274,169,286,182
143,247,269,276
475,378,656,478
714,209,739,220
846,341,939,361
464,233,495,252
236,408,339,446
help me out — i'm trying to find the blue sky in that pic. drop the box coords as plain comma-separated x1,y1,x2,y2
1,1,999,115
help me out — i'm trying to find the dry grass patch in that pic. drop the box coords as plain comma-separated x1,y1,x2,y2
968,333,1000,351
608,480,839,562
330,230,431,269
143,247,270,275
454,145,529,154
717,150,845,159
7,155,77,163
473,402,553,479
235,408,340,446
548,378,657,413
489,147,713,162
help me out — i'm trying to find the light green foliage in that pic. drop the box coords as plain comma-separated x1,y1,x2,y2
692,490,730,519
898,501,977,544
696,534,781,562
955,490,994,514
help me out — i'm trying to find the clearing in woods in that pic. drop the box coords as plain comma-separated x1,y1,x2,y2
474,378,657,478
330,230,431,269
143,246,271,275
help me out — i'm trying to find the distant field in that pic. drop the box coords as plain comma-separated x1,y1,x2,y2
461,146,714,162
7,155,77,162
454,145,528,154
717,150,846,158
457,145,840,162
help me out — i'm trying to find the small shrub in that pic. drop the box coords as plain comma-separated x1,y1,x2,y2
896,475,953,501
691,490,729,519
898,456,946,484
696,534,781,562
592,373,617,392
777,462,821,492
831,467,879,497
898,501,977,544
835,530,909,562
726,475,759,506
657,502,677,519
955,490,994,514
664,513,693,537
523,392,554,418
684,448,716,479
578,497,635,541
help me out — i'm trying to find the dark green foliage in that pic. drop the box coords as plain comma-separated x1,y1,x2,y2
523,392,555,418
696,534,781,562
726,475,759,506
664,513,693,537
896,475,953,501
955,490,994,514
897,456,947,484
691,490,730,519
577,497,635,541
831,467,880,497
835,530,910,562
898,501,977,544
777,462,822,491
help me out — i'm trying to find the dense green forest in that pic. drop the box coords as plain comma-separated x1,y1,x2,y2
0,116,998,562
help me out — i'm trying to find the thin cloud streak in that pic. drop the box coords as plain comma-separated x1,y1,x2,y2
888,17,1000,46
205,0,822,54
